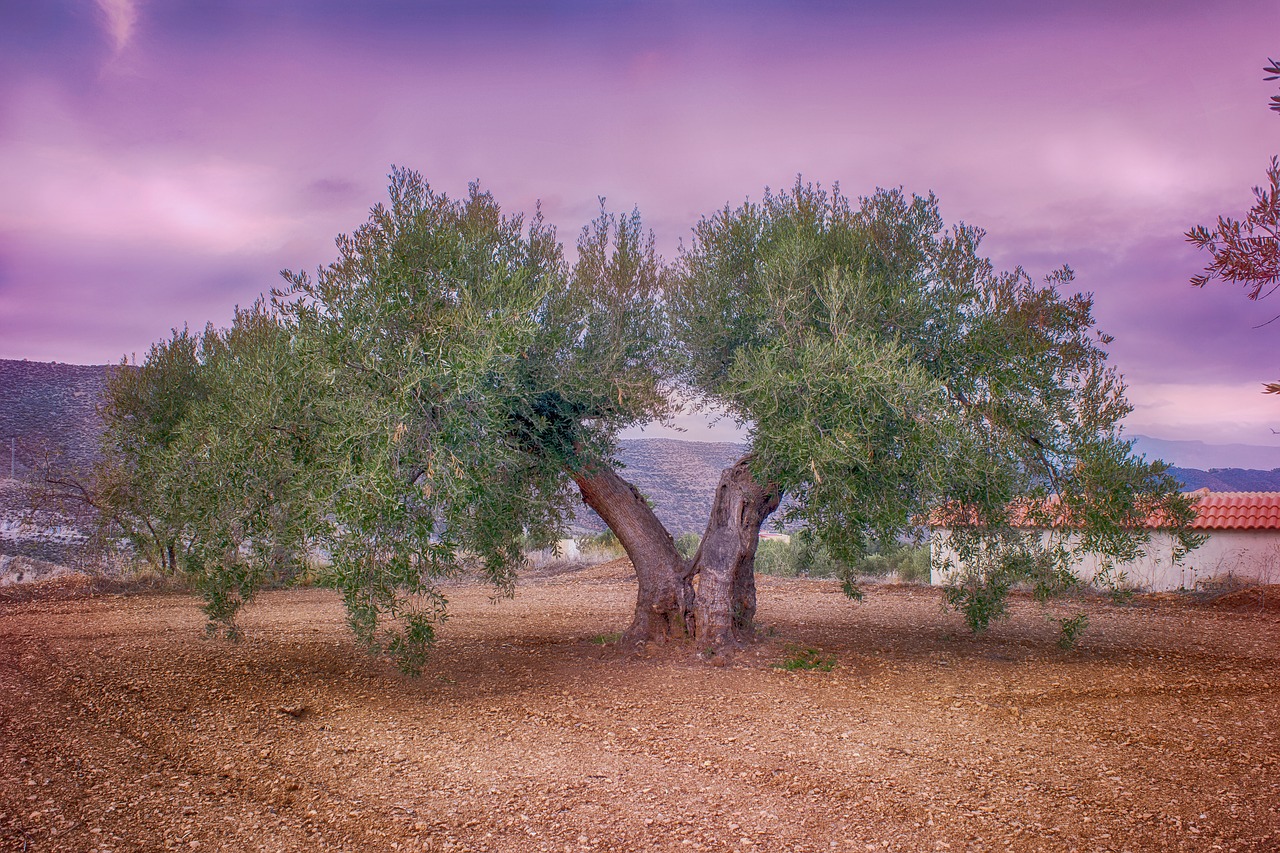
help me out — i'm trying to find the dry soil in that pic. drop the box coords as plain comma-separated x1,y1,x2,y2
2,565,1278,852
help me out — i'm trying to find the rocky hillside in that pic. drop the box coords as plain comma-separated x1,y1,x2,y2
575,438,749,535
0,359,113,476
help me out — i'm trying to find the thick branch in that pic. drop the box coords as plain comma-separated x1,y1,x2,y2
573,460,694,645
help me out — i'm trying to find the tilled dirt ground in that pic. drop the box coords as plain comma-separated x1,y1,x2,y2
2,566,1278,852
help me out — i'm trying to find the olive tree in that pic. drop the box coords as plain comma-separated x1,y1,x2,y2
111,170,1198,666
666,181,1197,644
88,326,208,574
158,304,321,630
1187,155,1280,303
82,303,319,625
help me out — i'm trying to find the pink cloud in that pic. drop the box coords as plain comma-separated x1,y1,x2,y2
94,0,138,54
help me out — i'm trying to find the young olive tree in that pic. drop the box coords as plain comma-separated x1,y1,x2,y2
669,181,1198,644
159,304,322,631
78,302,320,632
89,325,210,574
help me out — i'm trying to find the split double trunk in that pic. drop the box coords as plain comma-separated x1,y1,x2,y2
573,455,780,648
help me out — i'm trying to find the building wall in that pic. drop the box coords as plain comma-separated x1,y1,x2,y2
930,529,1280,592
526,537,583,566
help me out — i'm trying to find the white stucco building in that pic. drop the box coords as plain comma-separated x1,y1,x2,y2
931,491,1280,592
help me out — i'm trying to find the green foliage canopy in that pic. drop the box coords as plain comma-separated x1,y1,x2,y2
671,180,1198,623
271,168,672,668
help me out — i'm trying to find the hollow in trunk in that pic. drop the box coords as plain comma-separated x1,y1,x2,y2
691,455,781,648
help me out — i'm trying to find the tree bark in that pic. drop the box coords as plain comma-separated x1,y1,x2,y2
268,502,301,584
691,455,781,648
573,462,694,646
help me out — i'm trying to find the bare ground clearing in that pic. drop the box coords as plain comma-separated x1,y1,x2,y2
1,567,1278,852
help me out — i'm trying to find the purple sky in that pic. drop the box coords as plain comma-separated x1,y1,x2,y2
2,0,1278,447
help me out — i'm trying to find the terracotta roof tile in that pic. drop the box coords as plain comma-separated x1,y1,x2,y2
1187,490,1280,530
931,490,1280,531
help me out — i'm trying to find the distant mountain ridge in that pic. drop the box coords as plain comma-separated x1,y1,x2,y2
1166,467,1280,492
1128,434,1280,492
590,438,748,535
1131,434,1280,471
0,359,111,476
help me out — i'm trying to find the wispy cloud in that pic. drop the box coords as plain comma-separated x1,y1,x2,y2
1125,382,1280,445
94,0,138,54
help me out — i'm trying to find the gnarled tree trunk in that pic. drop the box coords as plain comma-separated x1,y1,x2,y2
574,462,694,646
691,455,781,648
